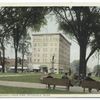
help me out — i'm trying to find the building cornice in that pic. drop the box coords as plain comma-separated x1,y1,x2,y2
32,33,71,45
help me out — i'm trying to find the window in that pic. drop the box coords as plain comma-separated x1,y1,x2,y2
43,48,47,52
55,48,57,51
55,43,57,46
43,43,47,46
50,48,53,51
38,48,40,52
38,43,40,46
34,59,36,62
38,54,39,57
55,38,58,41
44,54,47,57
34,43,37,46
34,54,36,57
37,59,40,62
34,48,36,51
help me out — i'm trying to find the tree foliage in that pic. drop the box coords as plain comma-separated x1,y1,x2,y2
53,7,100,76
0,7,49,73
93,65,100,77
0,8,11,72
18,34,31,72
71,60,79,74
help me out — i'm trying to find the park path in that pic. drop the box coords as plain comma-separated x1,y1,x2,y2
0,80,100,94
0,73,32,77
0,80,46,89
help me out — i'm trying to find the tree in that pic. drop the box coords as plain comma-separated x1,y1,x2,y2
18,34,31,72
87,17,100,62
89,24,100,76
71,60,79,74
71,60,90,75
93,65,100,77
0,8,11,72
53,7,100,76
0,29,10,73
0,29,6,73
1,7,49,73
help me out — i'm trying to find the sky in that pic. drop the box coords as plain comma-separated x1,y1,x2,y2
4,13,98,71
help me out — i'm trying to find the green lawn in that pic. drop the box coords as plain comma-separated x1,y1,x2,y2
0,72,100,84
92,77,100,81
0,72,18,75
0,72,63,83
0,72,42,83
0,85,84,94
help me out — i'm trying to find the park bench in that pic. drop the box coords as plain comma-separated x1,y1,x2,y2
81,80,100,93
42,78,71,91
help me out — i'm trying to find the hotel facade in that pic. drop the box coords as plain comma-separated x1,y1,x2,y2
31,33,71,74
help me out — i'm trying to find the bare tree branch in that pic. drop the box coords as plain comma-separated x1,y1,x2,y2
86,47,97,63
54,8,80,42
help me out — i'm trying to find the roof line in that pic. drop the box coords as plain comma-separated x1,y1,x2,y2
32,33,71,45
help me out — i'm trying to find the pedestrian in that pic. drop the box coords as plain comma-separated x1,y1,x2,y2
85,73,96,92
85,73,95,81
62,73,73,86
46,73,54,89
62,73,69,79
46,73,53,78
79,74,85,86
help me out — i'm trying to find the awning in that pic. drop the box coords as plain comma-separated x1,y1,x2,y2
30,64,40,69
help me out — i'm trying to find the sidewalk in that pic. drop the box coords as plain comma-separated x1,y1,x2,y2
0,80,100,93
0,80,46,89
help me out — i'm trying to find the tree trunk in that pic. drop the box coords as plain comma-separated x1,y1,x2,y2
2,47,5,73
79,44,87,76
21,43,24,72
22,53,24,72
15,48,18,73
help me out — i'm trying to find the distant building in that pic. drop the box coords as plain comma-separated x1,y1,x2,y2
5,58,28,67
32,33,71,74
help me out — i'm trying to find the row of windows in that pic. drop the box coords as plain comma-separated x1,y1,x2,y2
33,59,57,63
59,46,69,56
33,43,58,47
33,54,58,59
60,36,69,46
34,59,40,62
33,36,58,42
33,48,58,52
60,43,69,50
59,60,69,65
59,54,69,61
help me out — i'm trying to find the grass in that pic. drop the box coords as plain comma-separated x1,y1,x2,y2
0,72,18,75
0,72,100,83
93,77,100,81
0,85,84,94
0,72,63,83
0,73,98,94
0,72,42,83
